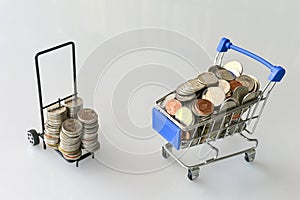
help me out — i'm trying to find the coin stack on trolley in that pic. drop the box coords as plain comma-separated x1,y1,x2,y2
160,61,261,142
59,119,83,160
43,96,100,160
64,96,83,119
78,109,100,153
44,104,67,149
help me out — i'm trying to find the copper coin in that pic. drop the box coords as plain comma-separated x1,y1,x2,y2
160,93,176,108
229,80,242,92
165,99,182,115
195,99,214,116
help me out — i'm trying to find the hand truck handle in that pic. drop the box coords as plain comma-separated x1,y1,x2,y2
216,38,285,82
34,41,77,134
35,41,78,99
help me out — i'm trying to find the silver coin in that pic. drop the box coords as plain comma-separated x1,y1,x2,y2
82,133,98,141
223,61,243,77
197,72,219,87
64,96,84,119
44,127,60,134
218,79,230,94
208,65,221,75
215,68,236,81
176,83,187,95
176,79,205,97
242,91,260,105
78,108,100,152
232,86,249,104
47,113,66,118
236,75,255,92
187,79,206,92
191,100,201,117
175,107,194,126
77,108,98,124
84,126,99,135
176,82,192,96
85,141,100,152
82,139,98,147
62,119,83,137
83,122,99,130
60,131,81,145
64,96,83,107
248,74,260,92
44,137,59,144
175,93,196,102
46,120,64,126
45,104,67,147
220,98,239,112
202,87,225,107
60,140,81,152
47,104,67,116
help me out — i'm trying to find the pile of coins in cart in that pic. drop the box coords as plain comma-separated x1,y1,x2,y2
44,96,100,160
160,61,261,143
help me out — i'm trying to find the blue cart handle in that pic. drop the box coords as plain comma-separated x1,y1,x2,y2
217,38,285,82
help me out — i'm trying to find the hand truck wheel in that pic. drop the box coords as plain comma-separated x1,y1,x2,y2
187,167,200,181
244,149,256,162
162,146,170,159
27,129,40,146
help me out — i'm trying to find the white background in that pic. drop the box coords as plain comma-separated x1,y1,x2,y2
1,0,299,199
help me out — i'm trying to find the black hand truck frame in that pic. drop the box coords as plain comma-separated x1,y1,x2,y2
27,41,94,167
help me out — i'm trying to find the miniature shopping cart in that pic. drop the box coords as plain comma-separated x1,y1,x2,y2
27,41,94,167
152,37,285,180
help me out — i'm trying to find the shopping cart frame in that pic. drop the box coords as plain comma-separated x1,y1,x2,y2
152,37,285,180
27,41,94,167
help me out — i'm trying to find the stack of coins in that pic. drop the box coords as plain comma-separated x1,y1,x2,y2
197,72,219,86
59,119,83,160
44,104,67,149
78,108,100,152
64,96,83,119
176,79,205,101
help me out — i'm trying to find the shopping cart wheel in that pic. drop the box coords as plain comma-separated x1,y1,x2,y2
27,129,40,146
162,146,170,159
187,167,200,181
244,149,256,162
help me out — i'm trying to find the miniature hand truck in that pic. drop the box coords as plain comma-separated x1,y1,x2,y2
152,37,285,180
27,41,94,167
